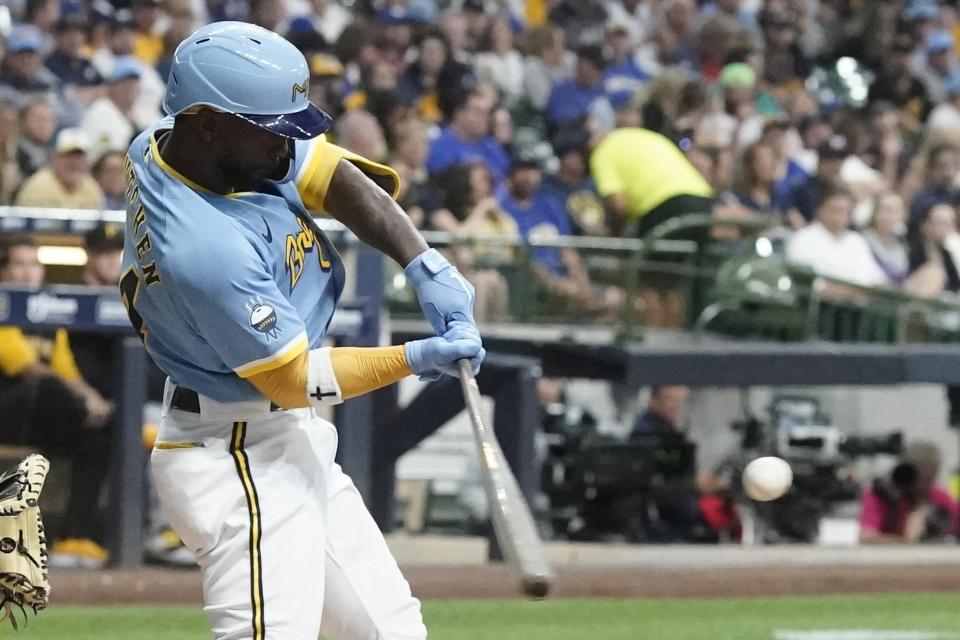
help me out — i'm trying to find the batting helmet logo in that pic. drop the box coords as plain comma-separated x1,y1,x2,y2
291,81,308,103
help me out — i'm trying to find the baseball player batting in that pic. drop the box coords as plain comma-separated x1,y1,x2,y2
119,22,484,640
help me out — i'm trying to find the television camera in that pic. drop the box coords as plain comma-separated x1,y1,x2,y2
732,395,902,542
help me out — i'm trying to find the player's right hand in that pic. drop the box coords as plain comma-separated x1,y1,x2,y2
404,321,485,381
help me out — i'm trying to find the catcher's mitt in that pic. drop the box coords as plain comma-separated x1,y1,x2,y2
0,455,50,629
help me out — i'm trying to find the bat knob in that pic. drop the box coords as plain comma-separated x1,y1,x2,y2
522,575,552,599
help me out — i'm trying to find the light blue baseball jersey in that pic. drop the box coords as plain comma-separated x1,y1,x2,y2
120,117,346,402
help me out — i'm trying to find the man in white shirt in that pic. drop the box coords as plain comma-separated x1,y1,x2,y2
786,186,888,289
80,56,141,160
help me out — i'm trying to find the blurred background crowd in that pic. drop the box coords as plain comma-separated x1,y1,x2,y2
3,0,960,317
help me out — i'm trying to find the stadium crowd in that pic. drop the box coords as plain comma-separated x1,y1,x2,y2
5,0,960,560
1,0,960,319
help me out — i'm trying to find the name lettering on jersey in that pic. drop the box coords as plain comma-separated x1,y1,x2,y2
284,216,331,292
142,261,161,286
133,207,147,235
123,152,162,287
135,234,151,260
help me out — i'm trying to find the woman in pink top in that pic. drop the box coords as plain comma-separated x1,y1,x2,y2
859,441,959,543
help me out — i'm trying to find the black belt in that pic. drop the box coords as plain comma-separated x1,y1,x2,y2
170,387,282,413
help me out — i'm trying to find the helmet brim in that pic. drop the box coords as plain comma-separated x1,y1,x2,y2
236,103,333,140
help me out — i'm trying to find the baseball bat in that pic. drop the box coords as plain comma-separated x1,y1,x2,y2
457,359,554,599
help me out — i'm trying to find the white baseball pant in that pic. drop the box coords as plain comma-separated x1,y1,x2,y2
151,383,427,640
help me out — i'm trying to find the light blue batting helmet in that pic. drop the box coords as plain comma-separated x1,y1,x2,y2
163,21,332,139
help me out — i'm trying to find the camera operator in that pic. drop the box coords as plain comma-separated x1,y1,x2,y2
631,386,739,542
859,441,959,544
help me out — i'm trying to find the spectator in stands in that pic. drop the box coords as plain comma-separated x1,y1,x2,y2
687,128,737,197
432,161,512,321
927,73,960,139
390,118,433,229
863,191,911,288
868,32,931,131
426,87,510,184
45,17,104,91
548,0,607,49
0,25,60,97
759,7,808,87
905,203,960,299
474,14,525,109
286,0,352,46
398,28,470,124
81,56,141,159
605,0,653,47
760,118,810,209
785,186,888,289
602,22,650,109
732,141,777,213
908,143,960,240
866,101,908,194
496,156,621,318
521,25,572,111
15,98,56,179
305,52,347,119
540,129,606,236
590,126,714,237
916,30,958,105
91,14,131,76
93,151,127,211
545,44,609,130
694,16,738,84
16,127,104,208
783,135,849,229
0,234,112,568
0,101,21,205
457,0,490,53
23,0,60,47
334,109,388,163
89,14,165,129
249,0,287,33
859,441,958,544
700,0,760,41
715,62,766,149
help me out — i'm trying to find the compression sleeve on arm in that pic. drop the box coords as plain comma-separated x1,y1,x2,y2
295,138,401,212
246,345,412,410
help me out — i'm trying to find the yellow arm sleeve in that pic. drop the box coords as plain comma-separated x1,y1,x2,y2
247,345,412,409
296,136,401,212
0,327,38,377
49,329,82,382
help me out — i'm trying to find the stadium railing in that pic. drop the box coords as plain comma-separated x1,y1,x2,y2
386,213,960,345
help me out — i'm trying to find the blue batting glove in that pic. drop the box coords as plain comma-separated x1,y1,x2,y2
405,321,485,381
405,248,476,335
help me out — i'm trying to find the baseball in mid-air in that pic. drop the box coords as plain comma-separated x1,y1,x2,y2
742,456,793,501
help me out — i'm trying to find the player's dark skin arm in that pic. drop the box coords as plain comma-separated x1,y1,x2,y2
324,160,428,267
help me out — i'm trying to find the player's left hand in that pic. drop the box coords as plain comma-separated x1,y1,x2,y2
405,249,476,335
404,321,485,381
